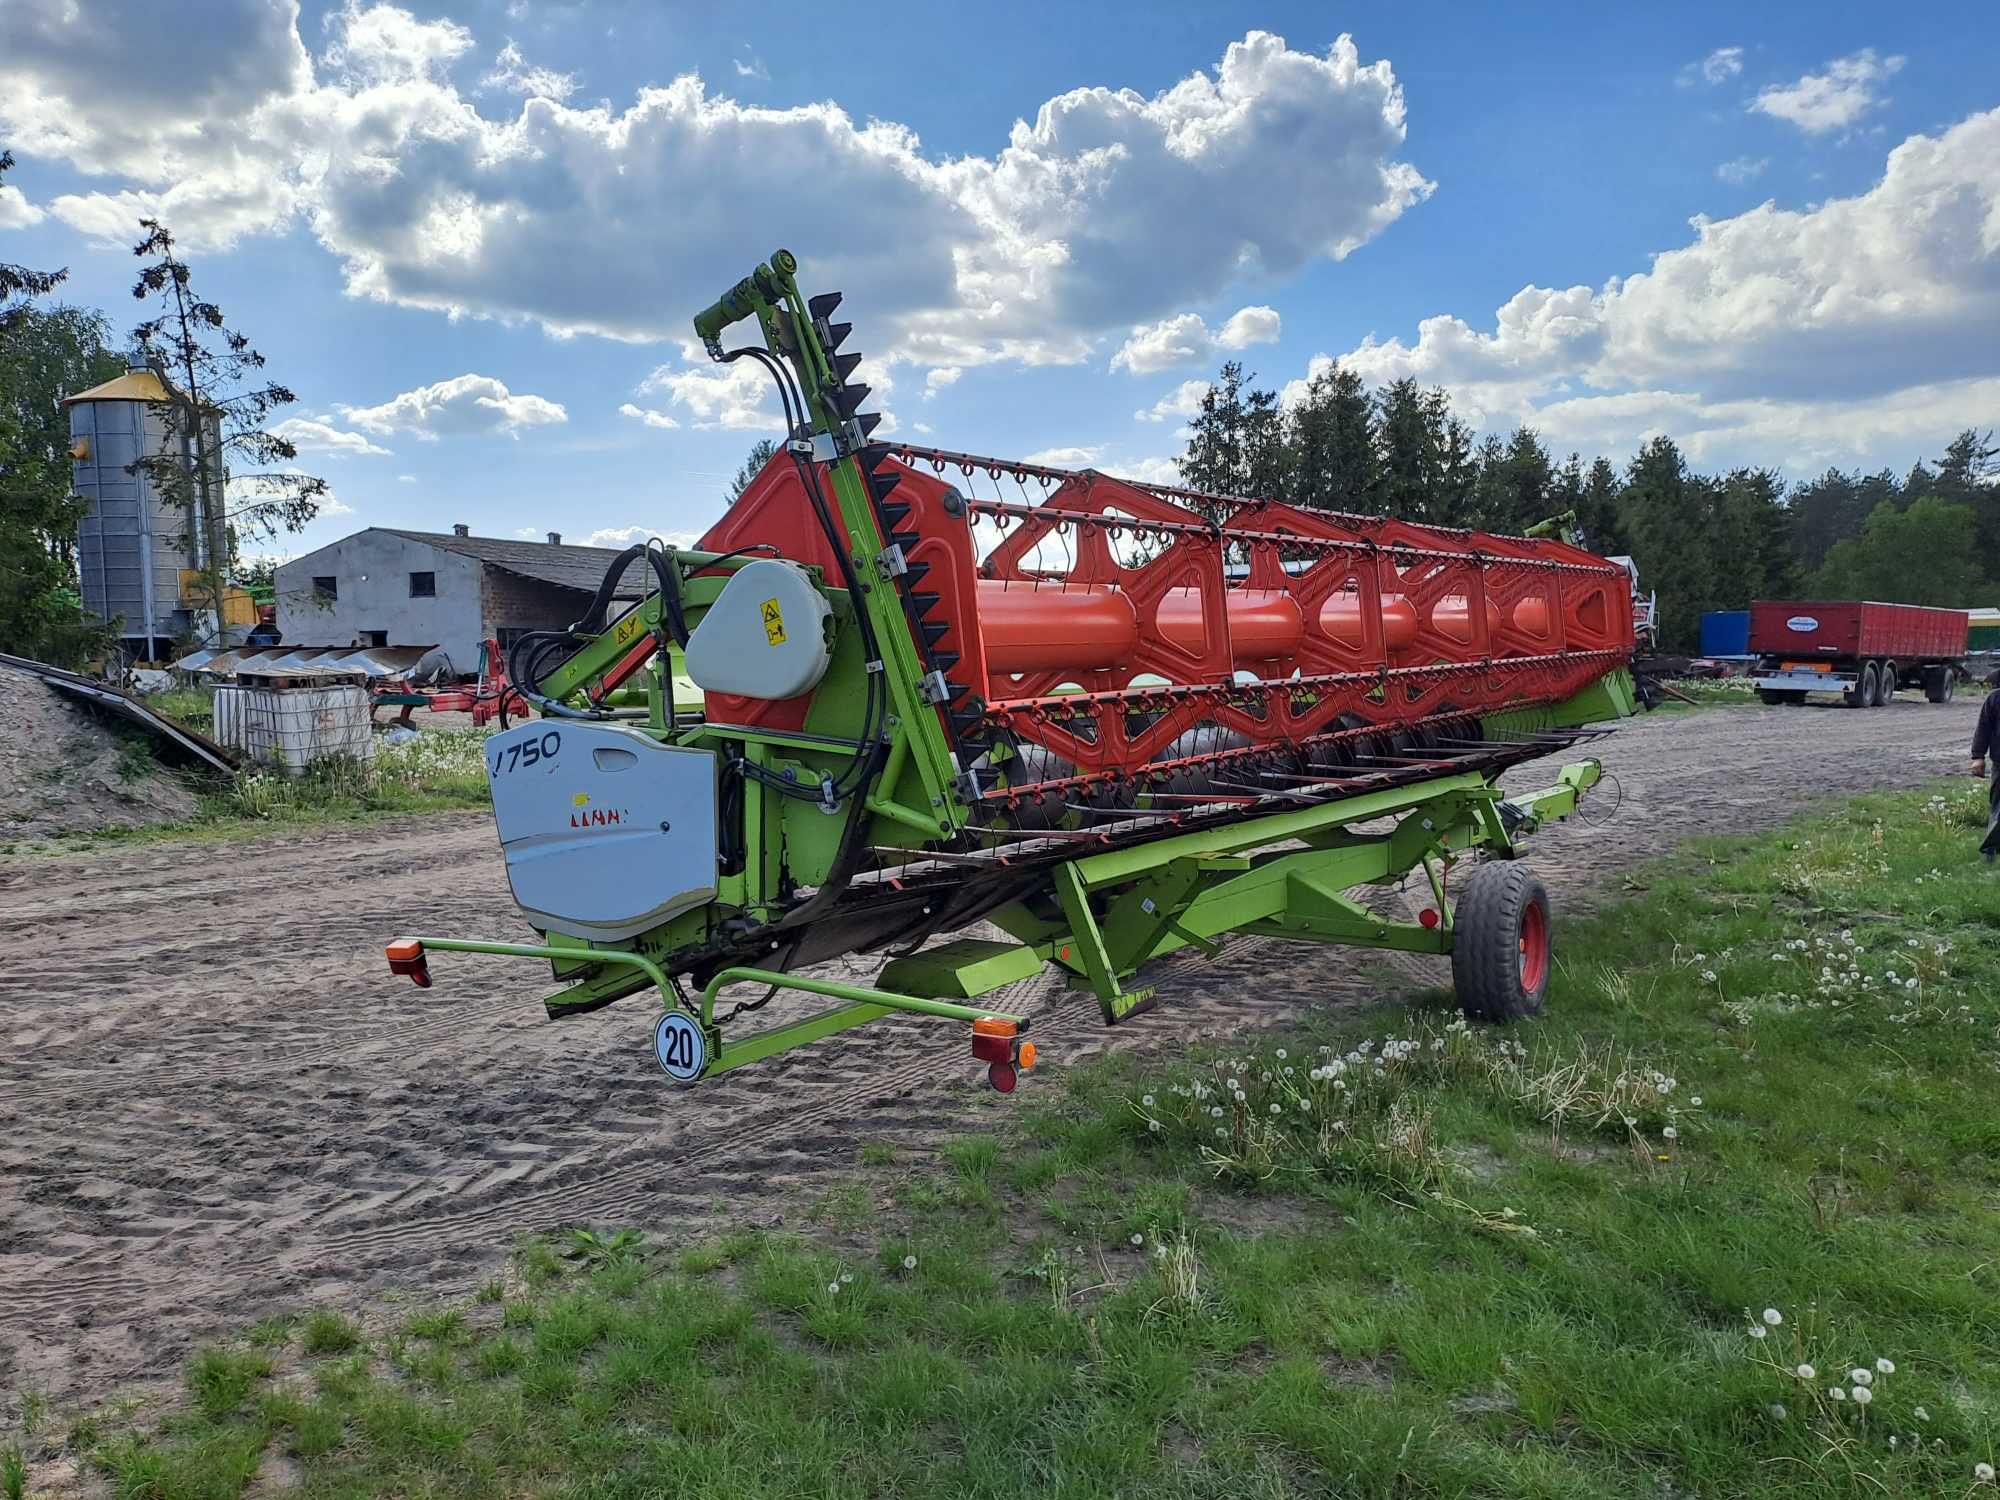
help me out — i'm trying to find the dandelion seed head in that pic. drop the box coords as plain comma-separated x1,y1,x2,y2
1851,1386,1872,1406
1974,1461,1994,1483
1762,1308,1783,1326
902,1255,918,1270
1850,1368,1872,1386
1875,1358,1895,1375
1796,1364,1816,1380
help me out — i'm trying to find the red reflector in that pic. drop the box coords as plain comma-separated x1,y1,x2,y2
1418,908,1439,929
972,1033,1013,1063
987,1060,1017,1094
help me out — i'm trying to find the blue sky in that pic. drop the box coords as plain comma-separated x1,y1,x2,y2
3,0,1997,561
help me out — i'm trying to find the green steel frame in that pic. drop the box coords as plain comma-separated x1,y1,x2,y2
394,755,1602,1083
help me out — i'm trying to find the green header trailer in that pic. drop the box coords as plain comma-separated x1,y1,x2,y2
387,249,1640,1092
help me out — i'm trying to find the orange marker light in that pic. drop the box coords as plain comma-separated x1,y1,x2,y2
1017,1042,1037,1071
386,937,432,988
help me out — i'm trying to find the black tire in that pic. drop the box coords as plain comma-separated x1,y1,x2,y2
1451,862,1552,1023
1847,662,1878,708
1924,666,1956,704
1757,688,1806,705
1875,660,1897,706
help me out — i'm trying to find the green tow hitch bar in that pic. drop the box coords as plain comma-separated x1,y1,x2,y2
384,939,1037,1093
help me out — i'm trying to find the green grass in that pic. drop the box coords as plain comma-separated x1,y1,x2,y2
19,779,2000,1497
4,729,494,855
1661,674,1759,705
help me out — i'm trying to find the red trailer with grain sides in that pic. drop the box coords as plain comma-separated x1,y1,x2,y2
1748,600,1968,707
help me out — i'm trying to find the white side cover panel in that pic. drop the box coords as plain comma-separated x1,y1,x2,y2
486,722,717,942
683,558,832,700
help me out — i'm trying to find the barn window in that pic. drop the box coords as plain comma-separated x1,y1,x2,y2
409,570,436,598
313,575,337,601
363,630,388,647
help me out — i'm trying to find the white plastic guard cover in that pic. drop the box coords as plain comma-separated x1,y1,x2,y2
485,721,717,942
683,558,833,700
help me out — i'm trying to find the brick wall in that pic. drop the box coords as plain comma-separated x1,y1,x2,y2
480,568,592,642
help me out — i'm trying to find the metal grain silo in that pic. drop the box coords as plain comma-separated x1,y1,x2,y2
65,366,221,662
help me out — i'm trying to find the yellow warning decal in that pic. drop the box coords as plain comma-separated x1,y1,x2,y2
760,597,787,646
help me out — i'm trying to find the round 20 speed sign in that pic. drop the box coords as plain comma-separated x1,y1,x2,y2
653,1011,708,1082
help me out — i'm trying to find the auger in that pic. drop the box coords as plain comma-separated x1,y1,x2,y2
386,248,1640,1091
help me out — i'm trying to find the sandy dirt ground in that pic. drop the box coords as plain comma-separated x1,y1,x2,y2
0,696,1979,1415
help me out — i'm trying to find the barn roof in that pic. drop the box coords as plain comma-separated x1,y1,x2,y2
379,529,652,597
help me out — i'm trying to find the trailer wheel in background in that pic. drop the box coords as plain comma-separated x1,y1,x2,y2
1924,666,1957,703
1452,862,1551,1023
1847,662,1878,708
1876,660,1898,705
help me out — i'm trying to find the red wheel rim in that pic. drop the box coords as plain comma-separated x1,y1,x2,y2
1518,901,1549,993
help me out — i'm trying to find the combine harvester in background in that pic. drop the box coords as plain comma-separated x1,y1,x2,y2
387,250,1641,1091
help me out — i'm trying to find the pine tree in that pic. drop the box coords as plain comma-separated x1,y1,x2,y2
1285,360,1375,512
1178,361,1286,514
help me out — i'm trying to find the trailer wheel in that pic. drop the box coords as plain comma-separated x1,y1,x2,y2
1451,862,1551,1023
1846,662,1878,708
1924,667,1956,704
1757,688,1805,705
1876,660,1898,705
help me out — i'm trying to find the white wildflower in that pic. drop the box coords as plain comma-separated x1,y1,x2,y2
1851,1386,1872,1406
1829,1387,1845,1401
1974,1461,1994,1483
1141,1094,1155,1108
1762,1308,1783,1326
1663,1126,1678,1141
1130,1233,1144,1246
1875,1358,1895,1375
1796,1364,1816,1380
1749,1325,1768,1340
902,1255,918,1270
1850,1368,1871,1386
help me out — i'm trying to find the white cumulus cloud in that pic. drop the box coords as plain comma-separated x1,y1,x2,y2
0,182,45,228
1136,379,1210,423
1112,305,1282,373
1023,446,1100,468
1679,47,1744,87
0,9,1426,368
618,402,680,430
342,373,568,439
270,416,391,456
1284,108,2000,468
581,525,704,548
1752,49,1904,136
484,40,576,100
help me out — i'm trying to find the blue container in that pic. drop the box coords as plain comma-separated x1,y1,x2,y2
1699,610,1751,658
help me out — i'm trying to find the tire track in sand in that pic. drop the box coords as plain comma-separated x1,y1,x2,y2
0,700,1974,1412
